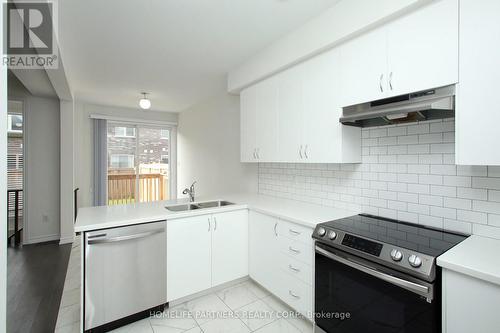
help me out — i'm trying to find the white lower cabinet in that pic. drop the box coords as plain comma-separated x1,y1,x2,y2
167,215,212,301
249,211,313,318
211,210,249,287
167,209,248,301
443,269,500,333
248,210,280,294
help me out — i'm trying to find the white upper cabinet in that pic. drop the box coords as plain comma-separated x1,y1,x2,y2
456,0,500,165
340,0,458,107
255,78,279,162
302,49,360,163
240,78,279,163
340,28,388,107
277,66,304,163
386,0,458,97
240,87,257,162
240,48,361,164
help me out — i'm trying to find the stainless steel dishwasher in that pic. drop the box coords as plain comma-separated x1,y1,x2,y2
84,220,167,332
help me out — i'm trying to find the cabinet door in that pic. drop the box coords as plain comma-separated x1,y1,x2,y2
302,49,343,162
240,86,257,162
249,211,280,294
277,66,304,163
211,210,248,286
456,0,500,165
255,78,279,162
387,0,458,97
167,215,212,301
340,28,388,106
443,269,500,333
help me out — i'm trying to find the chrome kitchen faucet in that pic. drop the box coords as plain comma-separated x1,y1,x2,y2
182,181,197,202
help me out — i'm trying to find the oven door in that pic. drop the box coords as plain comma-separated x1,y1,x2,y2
315,243,439,333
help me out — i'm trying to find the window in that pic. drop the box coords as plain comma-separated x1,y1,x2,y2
106,123,175,205
109,154,134,168
160,129,169,139
7,114,23,133
114,126,136,138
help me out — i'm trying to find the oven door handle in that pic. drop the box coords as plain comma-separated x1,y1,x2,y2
315,246,432,300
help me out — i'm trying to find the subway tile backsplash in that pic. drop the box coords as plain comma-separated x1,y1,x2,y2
258,119,500,238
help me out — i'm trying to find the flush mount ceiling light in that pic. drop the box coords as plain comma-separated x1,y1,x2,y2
139,92,151,110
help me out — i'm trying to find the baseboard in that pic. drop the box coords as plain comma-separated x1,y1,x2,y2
59,235,75,245
23,234,60,244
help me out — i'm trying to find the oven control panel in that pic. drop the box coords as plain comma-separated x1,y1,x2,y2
342,234,383,257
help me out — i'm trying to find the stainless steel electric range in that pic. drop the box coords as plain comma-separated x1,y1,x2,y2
312,214,468,333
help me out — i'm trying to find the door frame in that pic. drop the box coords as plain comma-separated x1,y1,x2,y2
6,97,28,245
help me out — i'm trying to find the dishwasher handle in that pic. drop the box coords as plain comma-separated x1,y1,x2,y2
87,228,164,245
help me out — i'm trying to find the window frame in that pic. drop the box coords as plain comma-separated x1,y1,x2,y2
114,126,136,138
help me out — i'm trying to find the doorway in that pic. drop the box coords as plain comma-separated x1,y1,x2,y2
7,100,23,245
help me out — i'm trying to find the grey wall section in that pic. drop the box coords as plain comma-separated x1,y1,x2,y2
1,2,7,328
177,93,258,198
75,102,179,208
8,74,61,244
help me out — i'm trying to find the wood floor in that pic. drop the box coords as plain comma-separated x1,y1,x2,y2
7,240,72,333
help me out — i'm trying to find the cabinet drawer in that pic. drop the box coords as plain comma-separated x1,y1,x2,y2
277,272,312,319
279,220,313,246
278,237,313,266
279,254,312,285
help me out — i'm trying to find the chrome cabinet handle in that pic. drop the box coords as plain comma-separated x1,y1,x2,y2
253,149,257,159
256,148,260,160
274,222,278,237
208,218,211,231
214,217,217,231
304,145,308,159
288,264,300,273
289,290,300,299
389,72,393,90
379,73,384,92
289,229,301,235
299,145,303,159
289,246,300,254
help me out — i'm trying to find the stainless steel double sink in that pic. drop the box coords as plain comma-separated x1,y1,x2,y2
165,200,234,212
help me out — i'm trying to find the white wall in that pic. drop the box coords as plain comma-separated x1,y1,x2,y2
60,100,75,244
9,75,61,244
74,102,178,208
177,93,257,198
228,0,432,92
1,3,7,330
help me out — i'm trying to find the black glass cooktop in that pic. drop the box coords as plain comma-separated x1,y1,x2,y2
321,214,469,257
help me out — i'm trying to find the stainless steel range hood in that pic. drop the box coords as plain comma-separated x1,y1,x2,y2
340,85,455,128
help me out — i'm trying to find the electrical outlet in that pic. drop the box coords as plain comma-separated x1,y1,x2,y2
42,215,49,223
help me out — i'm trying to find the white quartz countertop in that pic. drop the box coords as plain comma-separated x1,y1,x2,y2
437,235,500,286
75,193,358,232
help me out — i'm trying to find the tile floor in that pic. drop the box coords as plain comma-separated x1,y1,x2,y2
54,238,81,333
54,238,313,333
116,280,313,333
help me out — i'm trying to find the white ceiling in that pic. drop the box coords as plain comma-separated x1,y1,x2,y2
58,0,339,112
